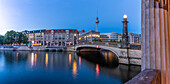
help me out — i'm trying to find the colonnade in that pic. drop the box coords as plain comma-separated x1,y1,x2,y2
141,0,170,84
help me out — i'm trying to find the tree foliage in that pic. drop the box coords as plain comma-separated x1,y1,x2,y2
0,35,4,45
93,38,102,42
2,30,28,45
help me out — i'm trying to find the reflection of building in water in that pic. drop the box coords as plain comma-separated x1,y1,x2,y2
96,64,100,78
45,53,48,67
72,60,77,79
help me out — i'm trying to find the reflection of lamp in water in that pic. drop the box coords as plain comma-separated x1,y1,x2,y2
31,52,34,67
96,64,100,79
16,52,19,62
45,53,48,67
79,56,81,67
72,60,77,79
34,54,37,66
69,54,72,66
16,52,19,57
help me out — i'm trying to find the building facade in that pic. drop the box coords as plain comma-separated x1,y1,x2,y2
23,29,79,47
79,30,100,42
100,32,119,42
128,32,141,44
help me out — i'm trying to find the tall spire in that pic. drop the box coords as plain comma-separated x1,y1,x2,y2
96,8,99,32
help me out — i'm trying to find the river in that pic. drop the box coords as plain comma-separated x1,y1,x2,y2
0,50,141,84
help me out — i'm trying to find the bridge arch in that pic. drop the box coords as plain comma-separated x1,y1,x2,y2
76,45,120,58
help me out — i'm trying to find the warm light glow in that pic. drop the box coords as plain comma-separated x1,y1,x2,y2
74,34,77,36
97,45,99,48
31,53,34,67
34,54,37,66
79,56,81,67
16,52,19,62
45,53,48,67
123,14,127,19
96,64,100,79
72,60,77,79
69,54,72,66
16,52,19,57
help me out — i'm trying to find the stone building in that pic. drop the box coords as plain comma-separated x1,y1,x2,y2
23,29,79,47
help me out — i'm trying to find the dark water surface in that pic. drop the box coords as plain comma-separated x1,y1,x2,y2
0,51,141,84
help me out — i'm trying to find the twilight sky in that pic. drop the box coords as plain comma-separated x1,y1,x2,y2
0,0,141,35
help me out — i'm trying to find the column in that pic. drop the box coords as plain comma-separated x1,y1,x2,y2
142,0,170,84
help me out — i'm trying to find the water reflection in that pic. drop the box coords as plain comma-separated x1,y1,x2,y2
96,64,100,79
31,52,34,67
69,54,72,66
45,53,48,67
0,51,141,84
79,56,81,67
72,60,78,79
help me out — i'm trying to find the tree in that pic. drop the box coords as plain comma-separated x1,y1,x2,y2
119,40,122,43
0,35,4,45
3,30,29,45
93,38,98,42
16,32,29,45
22,34,29,44
4,30,16,45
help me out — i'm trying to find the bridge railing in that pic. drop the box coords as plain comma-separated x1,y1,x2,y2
77,42,141,50
78,42,119,48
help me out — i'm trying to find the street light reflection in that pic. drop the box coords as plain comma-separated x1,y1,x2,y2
96,64,100,79
79,56,81,67
72,60,77,79
34,54,37,66
31,52,34,67
69,54,72,66
45,53,48,67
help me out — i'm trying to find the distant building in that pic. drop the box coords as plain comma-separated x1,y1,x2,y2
79,30,100,42
128,32,141,44
100,32,119,42
118,34,122,42
23,29,79,46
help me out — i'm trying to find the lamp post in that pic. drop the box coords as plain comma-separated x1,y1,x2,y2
121,14,130,65
74,34,77,50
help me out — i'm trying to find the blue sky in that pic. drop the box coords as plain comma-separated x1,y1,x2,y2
0,0,141,35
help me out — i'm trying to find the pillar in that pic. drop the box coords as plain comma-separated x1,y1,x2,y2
142,0,170,84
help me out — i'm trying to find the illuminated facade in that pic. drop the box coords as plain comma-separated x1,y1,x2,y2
78,30,100,42
100,32,119,42
23,29,79,46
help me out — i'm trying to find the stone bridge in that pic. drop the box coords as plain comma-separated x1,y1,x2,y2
76,45,141,65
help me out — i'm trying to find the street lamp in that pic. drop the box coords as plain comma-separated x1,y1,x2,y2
122,14,130,64
74,34,77,50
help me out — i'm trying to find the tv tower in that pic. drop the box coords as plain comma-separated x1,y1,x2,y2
96,9,99,32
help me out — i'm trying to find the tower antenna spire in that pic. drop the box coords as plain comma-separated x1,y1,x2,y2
96,8,99,32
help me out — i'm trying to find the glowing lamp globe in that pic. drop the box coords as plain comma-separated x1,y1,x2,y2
123,14,127,19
